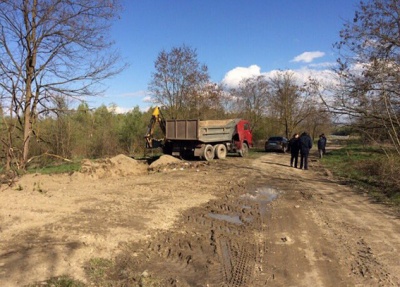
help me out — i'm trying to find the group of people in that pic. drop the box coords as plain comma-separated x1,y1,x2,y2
287,132,327,170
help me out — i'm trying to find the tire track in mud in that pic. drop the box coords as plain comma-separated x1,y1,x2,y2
215,237,256,286
113,178,277,286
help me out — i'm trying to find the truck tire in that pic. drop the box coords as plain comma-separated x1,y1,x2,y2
203,144,215,161
239,142,249,157
214,144,227,159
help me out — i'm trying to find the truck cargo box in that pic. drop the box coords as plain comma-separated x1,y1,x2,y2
165,119,240,143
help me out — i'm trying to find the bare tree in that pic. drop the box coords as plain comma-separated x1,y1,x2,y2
148,45,210,119
187,82,225,119
301,78,334,138
230,75,270,135
0,0,125,169
268,71,318,138
333,0,400,152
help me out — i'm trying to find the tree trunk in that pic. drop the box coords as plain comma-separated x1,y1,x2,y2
5,128,12,171
22,91,33,169
21,0,37,169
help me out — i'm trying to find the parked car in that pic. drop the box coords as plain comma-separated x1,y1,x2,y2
265,136,288,153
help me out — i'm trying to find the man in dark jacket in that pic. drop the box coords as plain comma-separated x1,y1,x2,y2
299,132,312,170
288,133,300,168
317,134,327,158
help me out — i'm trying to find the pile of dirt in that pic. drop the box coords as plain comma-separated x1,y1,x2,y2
80,154,147,178
148,155,210,173
148,154,182,170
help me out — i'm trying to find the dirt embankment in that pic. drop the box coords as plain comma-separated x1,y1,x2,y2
0,152,399,286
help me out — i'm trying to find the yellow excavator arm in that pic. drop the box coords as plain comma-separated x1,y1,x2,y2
145,107,166,148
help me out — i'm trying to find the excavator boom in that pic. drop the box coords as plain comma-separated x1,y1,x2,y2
145,107,166,148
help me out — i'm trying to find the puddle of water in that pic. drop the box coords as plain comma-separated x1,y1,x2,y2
207,187,279,225
241,186,280,215
208,213,243,225
241,186,279,203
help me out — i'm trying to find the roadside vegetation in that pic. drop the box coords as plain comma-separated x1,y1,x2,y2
322,139,400,207
0,91,328,174
27,161,82,175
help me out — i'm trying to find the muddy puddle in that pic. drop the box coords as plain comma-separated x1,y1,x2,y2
208,213,244,225
241,186,279,202
241,186,279,216
207,186,279,225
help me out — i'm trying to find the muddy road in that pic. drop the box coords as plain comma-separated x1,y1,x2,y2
0,151,400,286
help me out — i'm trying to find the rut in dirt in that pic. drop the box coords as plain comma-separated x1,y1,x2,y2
112,184,279,286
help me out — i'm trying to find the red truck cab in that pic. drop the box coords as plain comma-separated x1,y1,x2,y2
233,119,253,156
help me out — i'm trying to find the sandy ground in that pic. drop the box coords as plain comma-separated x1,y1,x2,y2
0,151,399,286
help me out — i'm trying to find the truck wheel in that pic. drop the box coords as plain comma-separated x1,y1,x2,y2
203,144,215,161
239,143,249,157
215,144,227,159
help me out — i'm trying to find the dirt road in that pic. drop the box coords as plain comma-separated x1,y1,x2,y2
0,151,399,286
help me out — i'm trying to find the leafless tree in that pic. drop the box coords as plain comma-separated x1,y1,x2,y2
333,0,400,153
0,0,125,169
187,83,225,119
148,45,210,119
229,75,270,133
268,71,318,138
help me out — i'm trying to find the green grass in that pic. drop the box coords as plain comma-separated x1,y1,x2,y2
27,161,81,174
85,257,115,286
26,259,114,287
27,276,85,287
322,144,383,179
247,147,266,158
322,143,400,206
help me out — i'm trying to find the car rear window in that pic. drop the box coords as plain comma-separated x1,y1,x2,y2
269,137,283,141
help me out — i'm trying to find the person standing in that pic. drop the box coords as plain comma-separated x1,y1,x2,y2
317,134,327,158
299,131,312,170
288,133,300,168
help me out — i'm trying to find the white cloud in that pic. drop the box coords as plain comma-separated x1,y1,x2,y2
292,67,338,87
107,106,132,114
292,51,325,63
221,65,338,90
221,65,261,88
308,61,337,69
142,96,153,103
137,105,152,113
119,90,150,98
106,104,153,114
96,89,154,114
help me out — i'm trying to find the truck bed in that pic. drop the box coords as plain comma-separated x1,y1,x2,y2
165,119,240,143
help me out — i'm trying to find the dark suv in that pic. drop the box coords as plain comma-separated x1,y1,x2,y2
265,136,288,153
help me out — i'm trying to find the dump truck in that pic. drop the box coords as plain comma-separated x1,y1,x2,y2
145,107,253,161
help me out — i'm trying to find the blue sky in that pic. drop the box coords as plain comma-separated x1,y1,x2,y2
91,0,360,112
